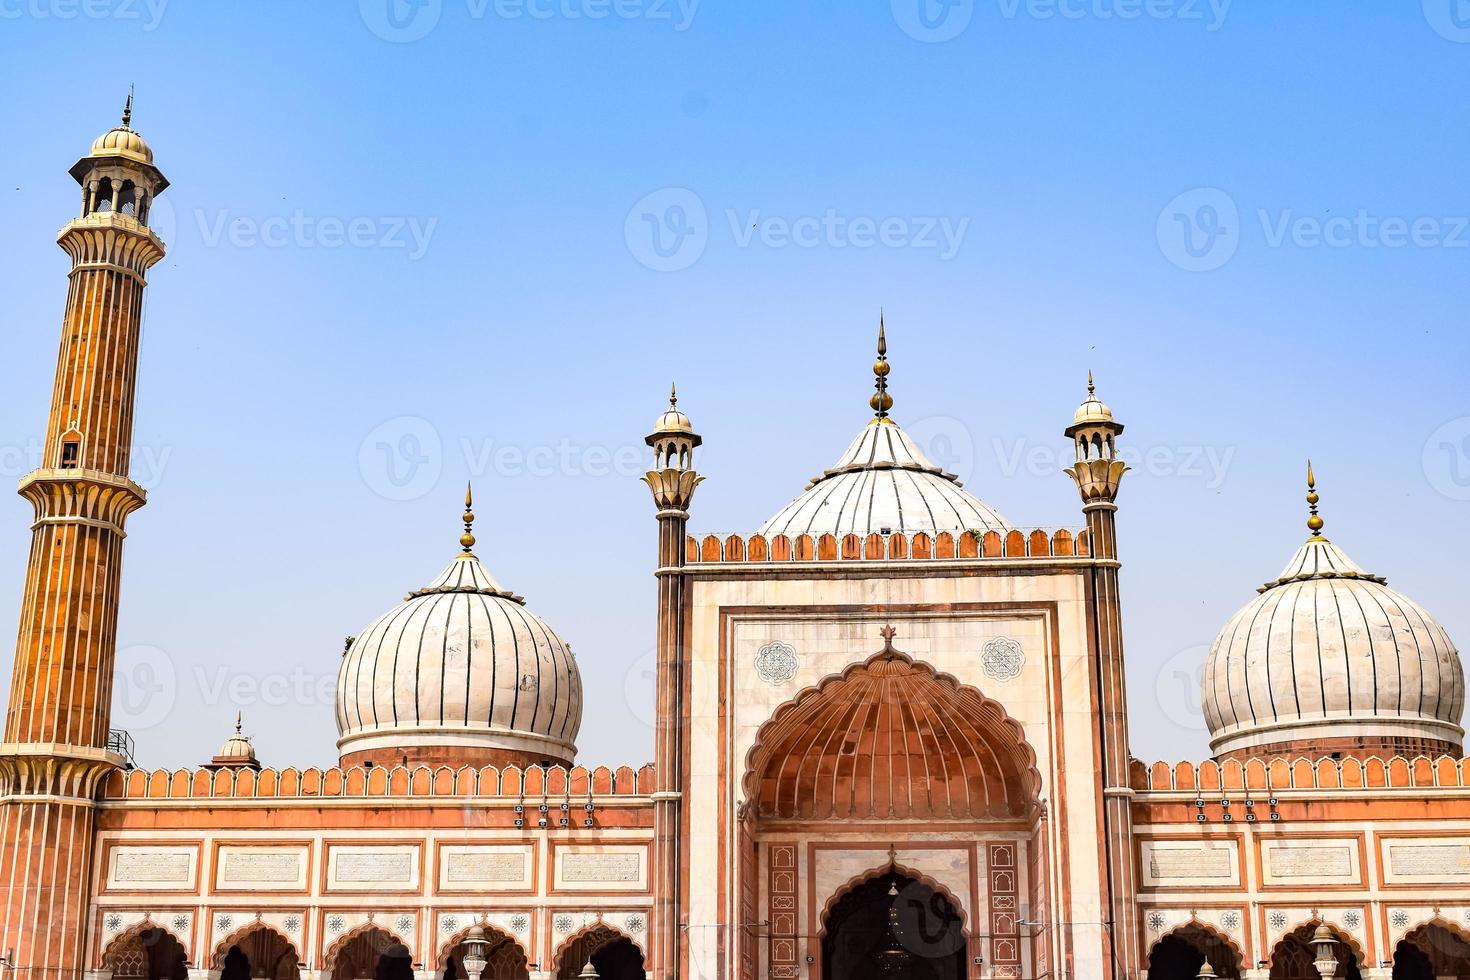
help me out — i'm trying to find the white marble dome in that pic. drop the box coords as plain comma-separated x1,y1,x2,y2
335,548,582,766
1202,532,1464,757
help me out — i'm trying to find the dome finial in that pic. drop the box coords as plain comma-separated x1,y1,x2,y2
669,382,678,408
460,482,477,553
1087,369,1095,397
870,311,893,421
122,85,134,130
234,710,243,736
1306,460,1324,537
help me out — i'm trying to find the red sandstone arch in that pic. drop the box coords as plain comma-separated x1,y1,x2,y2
816,861,973,939
551,922,645,976
323,924,412,974
99,924,190,980
1266,921,1365,978
1145,920,1245,978
211,921,302,970
437,922,529,980
743,645,1043,820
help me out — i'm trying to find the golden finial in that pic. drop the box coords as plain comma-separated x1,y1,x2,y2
122,86,134,129
870,312,893,420
669,382,678,408
460,482,477,553
1306,460,1324,537
1087,369,1096,397
234,711,243,736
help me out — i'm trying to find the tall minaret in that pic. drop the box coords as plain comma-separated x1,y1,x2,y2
641,385,703,980
1062,374,1139,980
0,99,168,978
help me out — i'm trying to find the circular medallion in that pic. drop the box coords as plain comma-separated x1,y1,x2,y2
981,637,1025,681
755,641,799,685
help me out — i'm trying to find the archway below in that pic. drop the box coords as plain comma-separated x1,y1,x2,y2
1148,925,1242,979
216,926,301,980
822,871,967,980
329,929,413,980
441,927,529,980
555,926,644,980
1269,925,1362,980
103,928,189,980
1393,923,1470,979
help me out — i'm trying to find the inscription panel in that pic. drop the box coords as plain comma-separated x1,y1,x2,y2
1383,838,1470,885
553,845,648,891
216,845,309,891
326,845,420,892
1261,839,1360,886
438,845,533,891
106,845,199,892
1139,840,1239,888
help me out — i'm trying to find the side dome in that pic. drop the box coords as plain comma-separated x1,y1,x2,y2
759,316,1009,538
90,125,154,166
1202,471,1464,760
335,493,582,769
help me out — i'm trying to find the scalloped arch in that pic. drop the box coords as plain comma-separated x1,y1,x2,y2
742,645,1043,820
99,920,191,971
816,861,973,938
211,920,302,969
436,921,530,965
1145,918,1246,972
551,921,645,973
1265,919,1367,970
323,923,411,970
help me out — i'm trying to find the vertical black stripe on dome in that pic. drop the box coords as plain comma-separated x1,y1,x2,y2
1358,583,1410,717
886,468,905,532
1218,606,1253,731
802,475,850,537
486,596,519,730
1378,587,1435,719
896,468,938,531
1246,586,1286,728
416,593,451,727
507,601,551,736
462,593,475,726
1325,582,1354,717
1338,582,1384,717
930,473,984,530
362,600,418,731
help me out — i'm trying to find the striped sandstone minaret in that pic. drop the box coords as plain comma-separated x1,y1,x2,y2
0,97,168,979
642,385,703,980
1062,373,1140,980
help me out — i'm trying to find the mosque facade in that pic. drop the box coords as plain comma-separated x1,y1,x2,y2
2,113,1469,980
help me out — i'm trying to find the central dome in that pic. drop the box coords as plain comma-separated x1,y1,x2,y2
759,419,1010,538
335,493,582,769
760,317,1009,538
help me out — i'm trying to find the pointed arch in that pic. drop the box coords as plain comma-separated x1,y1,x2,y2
1145,920,1244,978
552,921,645,973
817,861,973,938
99,923,190,980
323,923,412,972
211,921,302,975
742,645,1042,820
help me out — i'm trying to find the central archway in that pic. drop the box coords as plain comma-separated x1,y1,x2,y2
822,870,967,980
743,645,1043,820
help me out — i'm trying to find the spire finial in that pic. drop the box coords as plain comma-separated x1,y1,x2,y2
1087,369,1096,397
460,482,477,553
870,312,893,420
234,711,242,735
669,382,678,408
1306,460,1325,537
122,85,134,129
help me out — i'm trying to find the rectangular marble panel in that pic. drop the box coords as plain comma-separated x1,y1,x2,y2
327,845,420,891
1383,838,1470,884
216,845,309,891
1261,839,1359,886
554,845,648,890
1139,840,1238,888
439,845,532,890
106,846,198,891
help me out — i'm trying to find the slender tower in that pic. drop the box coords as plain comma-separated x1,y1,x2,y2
641,386,703,980
0,99,167,977
1062,374,1140,980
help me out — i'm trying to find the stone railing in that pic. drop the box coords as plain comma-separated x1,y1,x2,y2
1131,755,1470,793
683,527,1089,565
101,763,656,801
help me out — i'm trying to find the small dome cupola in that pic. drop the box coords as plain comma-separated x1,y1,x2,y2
759,315,1010,538
335,486,583,769
69,91,169,227
205,713,261,771
1202,464,1465,760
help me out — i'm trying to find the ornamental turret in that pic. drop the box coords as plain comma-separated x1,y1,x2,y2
643,384,703,515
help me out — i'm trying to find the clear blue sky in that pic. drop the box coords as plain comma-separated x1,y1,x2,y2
1,2,1467,769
